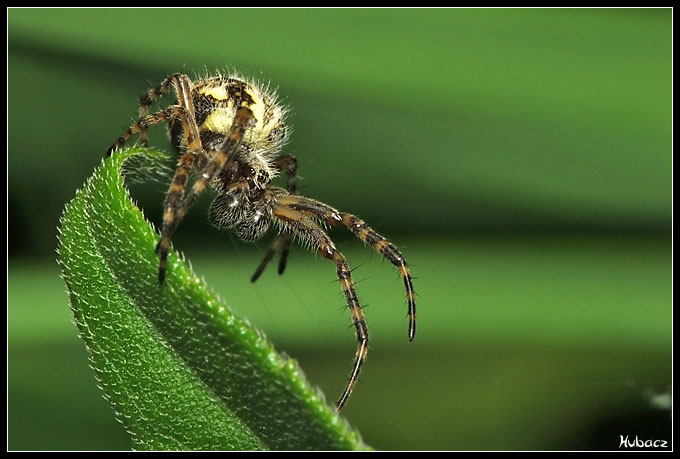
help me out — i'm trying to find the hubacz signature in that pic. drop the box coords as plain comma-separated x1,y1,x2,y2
619,435,668,448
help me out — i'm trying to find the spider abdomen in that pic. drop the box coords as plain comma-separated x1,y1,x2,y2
190,77,288,159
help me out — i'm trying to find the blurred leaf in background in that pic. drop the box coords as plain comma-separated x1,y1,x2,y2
8,8,671,451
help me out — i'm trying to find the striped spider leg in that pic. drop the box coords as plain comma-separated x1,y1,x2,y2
154,106,253,283
268,192,417,411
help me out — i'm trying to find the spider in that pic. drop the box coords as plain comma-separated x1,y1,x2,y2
106,72,417,412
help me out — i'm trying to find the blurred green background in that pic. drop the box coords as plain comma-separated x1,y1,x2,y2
8,8,671,451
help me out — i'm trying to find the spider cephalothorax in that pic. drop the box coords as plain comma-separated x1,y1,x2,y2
107,72,417,412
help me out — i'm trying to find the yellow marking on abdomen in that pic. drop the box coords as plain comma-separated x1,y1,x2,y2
200,85,229,101
203,108,234,133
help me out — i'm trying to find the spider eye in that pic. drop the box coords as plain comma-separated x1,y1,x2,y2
257,170,269,184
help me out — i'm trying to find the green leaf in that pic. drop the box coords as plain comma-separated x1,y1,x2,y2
57,147,366,451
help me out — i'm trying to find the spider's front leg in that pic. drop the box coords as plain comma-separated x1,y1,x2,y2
271,200,368,412
156,106,254,283
106,73,209,279
154,150,197,282
105,78,206,283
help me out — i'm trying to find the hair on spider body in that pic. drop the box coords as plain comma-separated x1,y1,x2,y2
107,71,417,413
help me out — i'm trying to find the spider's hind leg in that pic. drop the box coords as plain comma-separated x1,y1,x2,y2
271,201,368,412
275,194,417,342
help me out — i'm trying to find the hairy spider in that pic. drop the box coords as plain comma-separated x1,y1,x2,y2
106,72,417,412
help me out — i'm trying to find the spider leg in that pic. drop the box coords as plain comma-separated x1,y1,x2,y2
276,233,295,275
250,235,284,282
249,230,294,282
276,194,417,341
106,105,191,157
154,150,196,278
156,106,254,283
107,75,200,157
251,154,298,282
275,154,299,194
271,201,368,412
137,73,192,146
139,78,205,284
